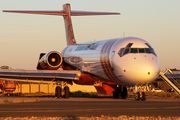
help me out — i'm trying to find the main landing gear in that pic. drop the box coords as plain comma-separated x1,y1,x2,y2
113,86,127,99
55,81,70,98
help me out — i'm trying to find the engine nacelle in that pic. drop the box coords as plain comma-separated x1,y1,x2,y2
38,51,62,70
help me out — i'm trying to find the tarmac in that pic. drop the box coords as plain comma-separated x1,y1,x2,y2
0,97,180,117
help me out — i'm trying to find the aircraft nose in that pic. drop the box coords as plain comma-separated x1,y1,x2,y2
120,56,160,85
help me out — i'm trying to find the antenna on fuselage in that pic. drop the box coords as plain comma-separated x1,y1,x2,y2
3,3,120,46
123,32,125,37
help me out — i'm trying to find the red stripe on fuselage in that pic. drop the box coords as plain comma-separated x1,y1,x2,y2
102,40,118,83
100,39,125,85
105,39,120,83
103,40,121,84
100,40,113,81
105,40,125,85
100,40,120,84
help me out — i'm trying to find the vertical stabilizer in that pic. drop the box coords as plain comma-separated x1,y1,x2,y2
63,4,76,46
3,3,120,46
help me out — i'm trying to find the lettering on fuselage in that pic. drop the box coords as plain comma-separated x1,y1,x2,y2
75,44,99,51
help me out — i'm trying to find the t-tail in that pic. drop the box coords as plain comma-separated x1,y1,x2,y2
3,3,120,46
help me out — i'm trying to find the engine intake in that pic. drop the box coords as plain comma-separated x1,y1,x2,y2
38,51,62,70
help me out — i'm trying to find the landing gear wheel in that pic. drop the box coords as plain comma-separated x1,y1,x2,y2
113,87,120,99
55,86,61,98
121,87,127,99
64,86,70,98
135,92,140,101
141,92,146,101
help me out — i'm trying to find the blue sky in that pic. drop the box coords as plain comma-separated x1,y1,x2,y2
0,0,180,70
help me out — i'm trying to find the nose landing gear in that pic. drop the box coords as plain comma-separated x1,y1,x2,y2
135,85,147,101
113,85,147,101
135,92,146,101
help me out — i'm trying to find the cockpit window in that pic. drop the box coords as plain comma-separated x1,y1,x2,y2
130,48,138,53
118,43,157,57
150,49,157,56
124,48,130,55
145,43,157,56
145,43,152,49
145,48,151,53
139,48,145,53
119,48,125,57
126,43,133,47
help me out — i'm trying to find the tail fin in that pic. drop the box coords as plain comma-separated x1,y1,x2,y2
3,3,120,46
63,4,76,46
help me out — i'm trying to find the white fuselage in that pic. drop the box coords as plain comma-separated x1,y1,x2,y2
62,37,160,86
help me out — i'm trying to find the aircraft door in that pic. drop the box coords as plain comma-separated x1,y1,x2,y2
110,51,115,71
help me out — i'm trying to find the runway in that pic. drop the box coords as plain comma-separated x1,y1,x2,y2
0,97,180,117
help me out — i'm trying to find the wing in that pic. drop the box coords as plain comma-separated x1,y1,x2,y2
0,69,81,84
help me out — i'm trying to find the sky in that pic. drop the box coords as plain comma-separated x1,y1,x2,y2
0,0,180,71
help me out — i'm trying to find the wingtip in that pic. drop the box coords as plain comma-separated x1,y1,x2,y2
3,10,12,12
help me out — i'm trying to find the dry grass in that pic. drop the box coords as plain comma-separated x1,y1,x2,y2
145,91,180,99
128,91,180,99
70,91,99,97
0,91,179,105
0,97,40,104
0,115,180,120
20,91,180,99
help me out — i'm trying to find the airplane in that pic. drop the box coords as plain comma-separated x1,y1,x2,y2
0,3,160,100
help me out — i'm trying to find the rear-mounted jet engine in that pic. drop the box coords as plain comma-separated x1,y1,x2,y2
37,51,62,70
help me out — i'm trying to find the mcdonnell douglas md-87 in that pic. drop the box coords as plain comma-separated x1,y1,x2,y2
0,3,160,101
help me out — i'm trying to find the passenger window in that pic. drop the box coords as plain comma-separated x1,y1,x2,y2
119,48,125,56
130,48,138,53
145,48,151,53
139,48,145,53
124,48,129,55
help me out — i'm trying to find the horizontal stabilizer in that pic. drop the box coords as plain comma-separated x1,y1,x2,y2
71,11,120,16
3,10,120,16
3,10,67,15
